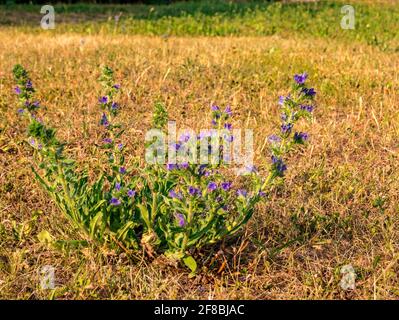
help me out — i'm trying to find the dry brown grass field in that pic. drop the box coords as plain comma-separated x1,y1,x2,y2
0,1,399,300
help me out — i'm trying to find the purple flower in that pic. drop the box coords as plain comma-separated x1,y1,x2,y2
111,102,119,110
198,164,208,176
211,105,220,111
237,189,247,197
110,197,121,206
113,84,120,90
224,134,234,142
103,138,113,144
115,182,121,191
25,80,33,89
225,106,232,116
169,189,183,199
281,113,288,122
17,108,24,114
300,105,314,112
207,182,217,191
245,165,257,173
119,167,127,174
166,163,178,170
179,132,191,143
188,186,201,196
99,96,108,104
224,123,232,130
278,95,291,106
281,123,293,134
179,162,189,169
32,101,40,108
268,134,281,143
272,155,287,174
175,213,186,227
302,87,316,97
294,72,308,85
14,86,21,95
211,119,217,126
29,138,35,146
258,191,266,197
294,132,309,142
221,182,232,191
117,143,124,150
171,143,181,151
100,113,109,127
127,189,136,197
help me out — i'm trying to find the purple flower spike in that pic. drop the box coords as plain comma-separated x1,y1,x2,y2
117,143,123,150
166,163,178,171
179,132,191,143
169,189,183,199
26,80,33,89
119,167,127,174
300,105,314,112
179,162,189,169
294,132,309,142
224,134,234,143
207,182,217,192
17,108,24,114
225,106,232,116
272,155,287,174
281,123,293,134
103,138,113,144
294,72,308,85
268,134,281,143
14,86,21,95
115,182,121,191
99,96,108,104
127,189,136,197
224,123,232,130
221,182,232,191
100,113,109,127
302,87,316,97
188,186,201,196
113,84,121,90
211,105,220,111
176,213,186,227
111,102,119,110
110,197,121,206
237,189,248,197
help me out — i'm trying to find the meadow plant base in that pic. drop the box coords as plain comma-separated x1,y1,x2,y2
12,65,315,272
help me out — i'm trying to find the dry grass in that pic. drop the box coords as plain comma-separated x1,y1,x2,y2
0,29,399,299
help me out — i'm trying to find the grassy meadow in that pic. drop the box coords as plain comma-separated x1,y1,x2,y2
0,0,399,299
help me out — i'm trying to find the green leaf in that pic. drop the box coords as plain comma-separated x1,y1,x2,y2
89,211,103,239
182,255,197,273
37,230,53,245
137,204,151,229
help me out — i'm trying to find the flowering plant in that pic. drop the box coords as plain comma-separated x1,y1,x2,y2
13,66,315,272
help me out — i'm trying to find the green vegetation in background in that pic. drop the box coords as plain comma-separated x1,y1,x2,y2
0,1,398,52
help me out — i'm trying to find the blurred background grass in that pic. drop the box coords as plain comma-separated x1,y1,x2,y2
0,1,398,51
